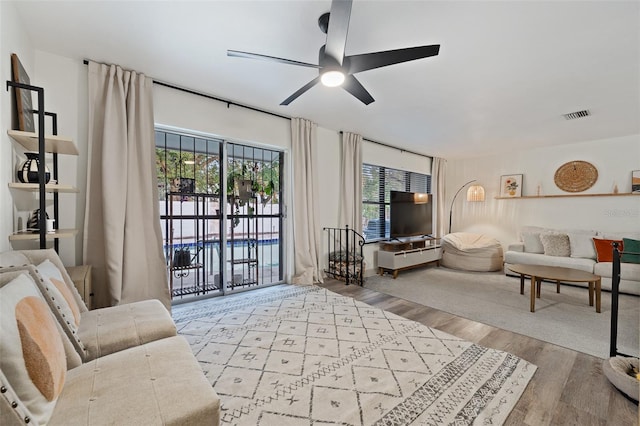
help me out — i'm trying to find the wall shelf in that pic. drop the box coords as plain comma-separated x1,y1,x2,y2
9,229,78,241
7,130,79,155
495,192,639,199
9,182,79,193
6,80,79,252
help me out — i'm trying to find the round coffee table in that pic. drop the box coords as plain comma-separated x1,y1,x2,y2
507,264,602,313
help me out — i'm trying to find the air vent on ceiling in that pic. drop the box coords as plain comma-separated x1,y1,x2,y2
563,110,591,120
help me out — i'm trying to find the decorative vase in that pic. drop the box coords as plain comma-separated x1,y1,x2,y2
26,209,49,231
17,152,50,184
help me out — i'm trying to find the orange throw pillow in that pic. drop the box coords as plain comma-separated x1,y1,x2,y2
592,238,624,262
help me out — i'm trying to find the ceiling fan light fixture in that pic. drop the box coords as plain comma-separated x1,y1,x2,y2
321,70,345,87
229,0,440,105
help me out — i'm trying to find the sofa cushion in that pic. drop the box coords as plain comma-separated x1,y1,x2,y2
620,238,640,264
593,238,623,262
504,251,596,272
1,273,66,425
49,336,220,425
540,232,571,257
594,261,640,282
0,251,29,267
77,299,177,361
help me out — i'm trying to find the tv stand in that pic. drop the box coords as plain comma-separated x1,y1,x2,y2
377,237,441,278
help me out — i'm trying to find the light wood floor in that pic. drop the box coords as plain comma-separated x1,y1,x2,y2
318,279,639,426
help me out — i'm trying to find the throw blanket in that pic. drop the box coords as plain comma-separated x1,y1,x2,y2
173,285,536,425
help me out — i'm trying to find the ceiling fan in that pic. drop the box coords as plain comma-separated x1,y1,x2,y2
228,0,440,106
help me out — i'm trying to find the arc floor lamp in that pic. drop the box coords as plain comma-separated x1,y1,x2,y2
448,180,485,233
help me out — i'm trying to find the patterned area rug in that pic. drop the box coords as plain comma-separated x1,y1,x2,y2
172,285,536,425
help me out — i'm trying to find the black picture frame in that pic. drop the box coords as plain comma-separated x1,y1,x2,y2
11,53,35,132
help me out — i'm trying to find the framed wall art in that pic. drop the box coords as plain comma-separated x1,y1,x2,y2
632,170,640,194
10,53,35,132
554,160,598,192
500,174,523,198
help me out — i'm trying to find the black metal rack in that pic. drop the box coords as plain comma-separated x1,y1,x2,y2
164,191,260,296
228,195,259,288
7,80,46,248
166,192,220,298
6,81,77,252
323,225,365,286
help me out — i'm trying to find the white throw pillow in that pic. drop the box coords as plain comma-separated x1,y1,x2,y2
0,273,66,425
521,232,544,254
540,233,571,257
37,260,81,331
567,232,597,259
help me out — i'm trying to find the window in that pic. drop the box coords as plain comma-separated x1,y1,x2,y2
155,129,284,300
362,164,431,241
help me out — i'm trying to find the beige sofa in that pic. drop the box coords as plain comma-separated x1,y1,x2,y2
503,227,640,295
0,249,220,425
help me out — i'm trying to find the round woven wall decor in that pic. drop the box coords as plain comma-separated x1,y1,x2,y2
554,161,598,192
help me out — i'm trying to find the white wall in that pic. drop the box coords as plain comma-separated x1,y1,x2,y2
1,2,33,253
362,140,432,176
446,134,640,248
32,51,87,265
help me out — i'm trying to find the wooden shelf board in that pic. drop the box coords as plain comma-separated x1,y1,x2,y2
9,182,79,193
7,130,78,155
9,229,78,241
495,192,639,199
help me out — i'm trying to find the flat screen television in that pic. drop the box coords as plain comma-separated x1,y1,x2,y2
390,191,433,238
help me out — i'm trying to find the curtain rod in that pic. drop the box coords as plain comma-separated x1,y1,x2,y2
83,59,432,159
340,131,432,160
82,59,288,120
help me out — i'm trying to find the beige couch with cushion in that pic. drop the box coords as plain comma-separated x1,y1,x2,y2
0,250,220,425
0,249,177,362
504,226,640,295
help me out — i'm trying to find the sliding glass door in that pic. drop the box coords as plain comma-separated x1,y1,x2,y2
156,129,284,301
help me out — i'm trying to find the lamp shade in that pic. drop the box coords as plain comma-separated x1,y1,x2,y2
466,185,485,202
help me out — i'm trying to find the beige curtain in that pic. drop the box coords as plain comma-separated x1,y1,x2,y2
338,132,363,234
84,61,170,310
291,118,322,285
431,157,447,238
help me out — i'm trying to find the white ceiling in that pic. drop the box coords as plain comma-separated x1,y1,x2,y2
10,1,640,159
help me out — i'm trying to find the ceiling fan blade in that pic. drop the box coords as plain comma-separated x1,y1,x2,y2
228,50,320,69
342,74,375,105
324,0,353,65
280,76,322,105
346,45,440,74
